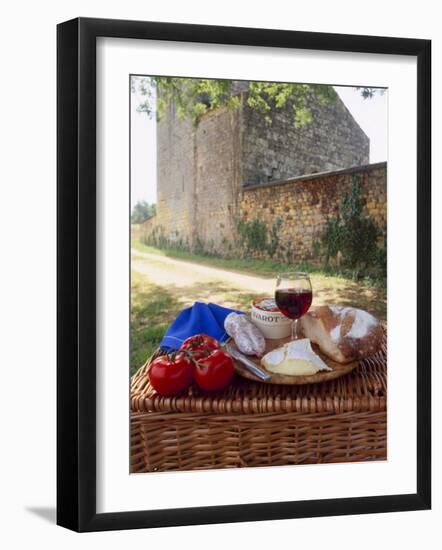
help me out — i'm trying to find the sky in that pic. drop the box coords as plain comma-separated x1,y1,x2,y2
130,83,388,211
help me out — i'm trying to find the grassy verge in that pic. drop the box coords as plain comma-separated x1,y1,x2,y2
130,271,180,376
131,239,385,288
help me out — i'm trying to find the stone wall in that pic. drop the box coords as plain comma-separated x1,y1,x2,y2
239,162,386,262
139,162,386,264
140,89,379,262
242,92,369,185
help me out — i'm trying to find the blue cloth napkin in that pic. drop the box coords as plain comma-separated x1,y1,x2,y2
160,302,243,351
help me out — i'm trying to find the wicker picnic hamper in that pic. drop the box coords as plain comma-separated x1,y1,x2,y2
130,334,387,473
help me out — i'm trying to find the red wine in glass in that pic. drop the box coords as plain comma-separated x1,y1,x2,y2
275,288,313,319
275,272,313,340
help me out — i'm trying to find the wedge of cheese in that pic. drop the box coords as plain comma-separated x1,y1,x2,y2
261,339,332,375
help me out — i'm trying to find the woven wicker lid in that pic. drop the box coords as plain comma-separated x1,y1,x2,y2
131,332,386,415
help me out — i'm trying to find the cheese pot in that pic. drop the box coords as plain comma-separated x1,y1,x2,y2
250,298,292,339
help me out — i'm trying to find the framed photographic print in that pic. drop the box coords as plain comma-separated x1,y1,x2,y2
57,17,431,532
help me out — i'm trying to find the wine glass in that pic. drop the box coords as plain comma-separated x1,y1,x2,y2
275,272,313,340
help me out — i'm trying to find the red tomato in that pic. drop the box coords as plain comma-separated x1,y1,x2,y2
193,348,234,391
149,353,193,396
181,334,220,359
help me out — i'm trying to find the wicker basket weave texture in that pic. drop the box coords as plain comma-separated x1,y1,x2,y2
131,335,387,473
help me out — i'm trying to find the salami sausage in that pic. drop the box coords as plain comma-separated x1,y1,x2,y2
224,313,266,357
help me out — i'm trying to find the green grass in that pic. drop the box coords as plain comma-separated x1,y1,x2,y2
130,271,180,375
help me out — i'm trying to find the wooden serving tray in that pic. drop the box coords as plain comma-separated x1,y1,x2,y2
231,336,358,385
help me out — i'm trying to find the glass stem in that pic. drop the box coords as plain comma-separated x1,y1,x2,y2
292,319,298,340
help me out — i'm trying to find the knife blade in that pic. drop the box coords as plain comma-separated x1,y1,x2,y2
225,343,271,381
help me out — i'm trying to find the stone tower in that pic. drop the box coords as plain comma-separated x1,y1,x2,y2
153,85,369,255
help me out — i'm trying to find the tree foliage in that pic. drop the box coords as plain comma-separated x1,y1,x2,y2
131,201,156,224
356,87,387,99
132,76,382,127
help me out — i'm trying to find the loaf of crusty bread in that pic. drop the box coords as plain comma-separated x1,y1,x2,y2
299,305,383,364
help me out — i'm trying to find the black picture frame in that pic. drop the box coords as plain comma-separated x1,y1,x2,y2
57,17,431,532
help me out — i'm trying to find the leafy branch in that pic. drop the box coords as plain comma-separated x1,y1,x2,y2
131,76,383,128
